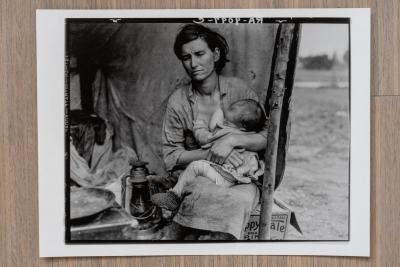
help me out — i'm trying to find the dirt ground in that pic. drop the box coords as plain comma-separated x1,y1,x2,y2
276,69,350,240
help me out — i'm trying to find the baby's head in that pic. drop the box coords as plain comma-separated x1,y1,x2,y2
224,99,266,132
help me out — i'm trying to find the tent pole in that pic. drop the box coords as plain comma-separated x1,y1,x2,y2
259,23,301,240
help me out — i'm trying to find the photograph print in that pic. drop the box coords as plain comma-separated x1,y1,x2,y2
66,17,350,242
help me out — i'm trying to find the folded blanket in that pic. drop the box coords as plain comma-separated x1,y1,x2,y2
173,177,260,239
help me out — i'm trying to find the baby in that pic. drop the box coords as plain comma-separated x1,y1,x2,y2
151,99,266,211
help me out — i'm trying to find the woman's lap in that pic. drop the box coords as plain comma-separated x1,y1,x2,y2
172,176,259,239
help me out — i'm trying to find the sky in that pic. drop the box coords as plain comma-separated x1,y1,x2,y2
298,24,349,59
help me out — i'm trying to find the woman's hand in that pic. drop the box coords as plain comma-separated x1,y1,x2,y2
207,135,236,165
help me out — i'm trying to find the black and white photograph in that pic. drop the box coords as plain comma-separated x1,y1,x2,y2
66,17,350,242
37,8,370,256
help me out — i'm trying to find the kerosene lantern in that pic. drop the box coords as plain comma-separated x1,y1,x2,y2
121,159,162,239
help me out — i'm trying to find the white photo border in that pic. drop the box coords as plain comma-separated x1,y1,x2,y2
37,8,370,257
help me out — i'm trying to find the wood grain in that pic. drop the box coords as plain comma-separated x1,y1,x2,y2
1,0,399,266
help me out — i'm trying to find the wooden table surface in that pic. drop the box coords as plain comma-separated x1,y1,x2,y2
1,0,398,266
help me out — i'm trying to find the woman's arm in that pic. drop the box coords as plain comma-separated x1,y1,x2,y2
230,133,268,151
177,148,209,166
207,133,267,165
163,96,210,171
162,103,188,171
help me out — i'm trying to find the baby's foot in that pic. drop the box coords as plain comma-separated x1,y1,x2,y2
151,191,181,211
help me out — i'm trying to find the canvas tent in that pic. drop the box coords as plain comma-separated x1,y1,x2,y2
68,22,277,173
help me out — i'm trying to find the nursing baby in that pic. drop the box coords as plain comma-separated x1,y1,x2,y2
152,99,266,211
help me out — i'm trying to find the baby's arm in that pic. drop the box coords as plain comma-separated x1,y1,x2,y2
193,119,214,146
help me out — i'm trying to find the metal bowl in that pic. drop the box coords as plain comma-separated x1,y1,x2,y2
70,187,115,220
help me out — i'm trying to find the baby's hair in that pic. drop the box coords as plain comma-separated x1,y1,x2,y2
229,99,266,132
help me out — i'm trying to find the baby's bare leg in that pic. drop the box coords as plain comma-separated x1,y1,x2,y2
172,160,224,196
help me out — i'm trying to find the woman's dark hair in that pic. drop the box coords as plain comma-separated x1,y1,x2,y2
174,23,230,74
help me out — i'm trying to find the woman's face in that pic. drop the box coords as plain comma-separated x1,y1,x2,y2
180,38,220,82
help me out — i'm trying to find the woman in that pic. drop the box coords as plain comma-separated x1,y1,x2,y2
162,24,268,239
